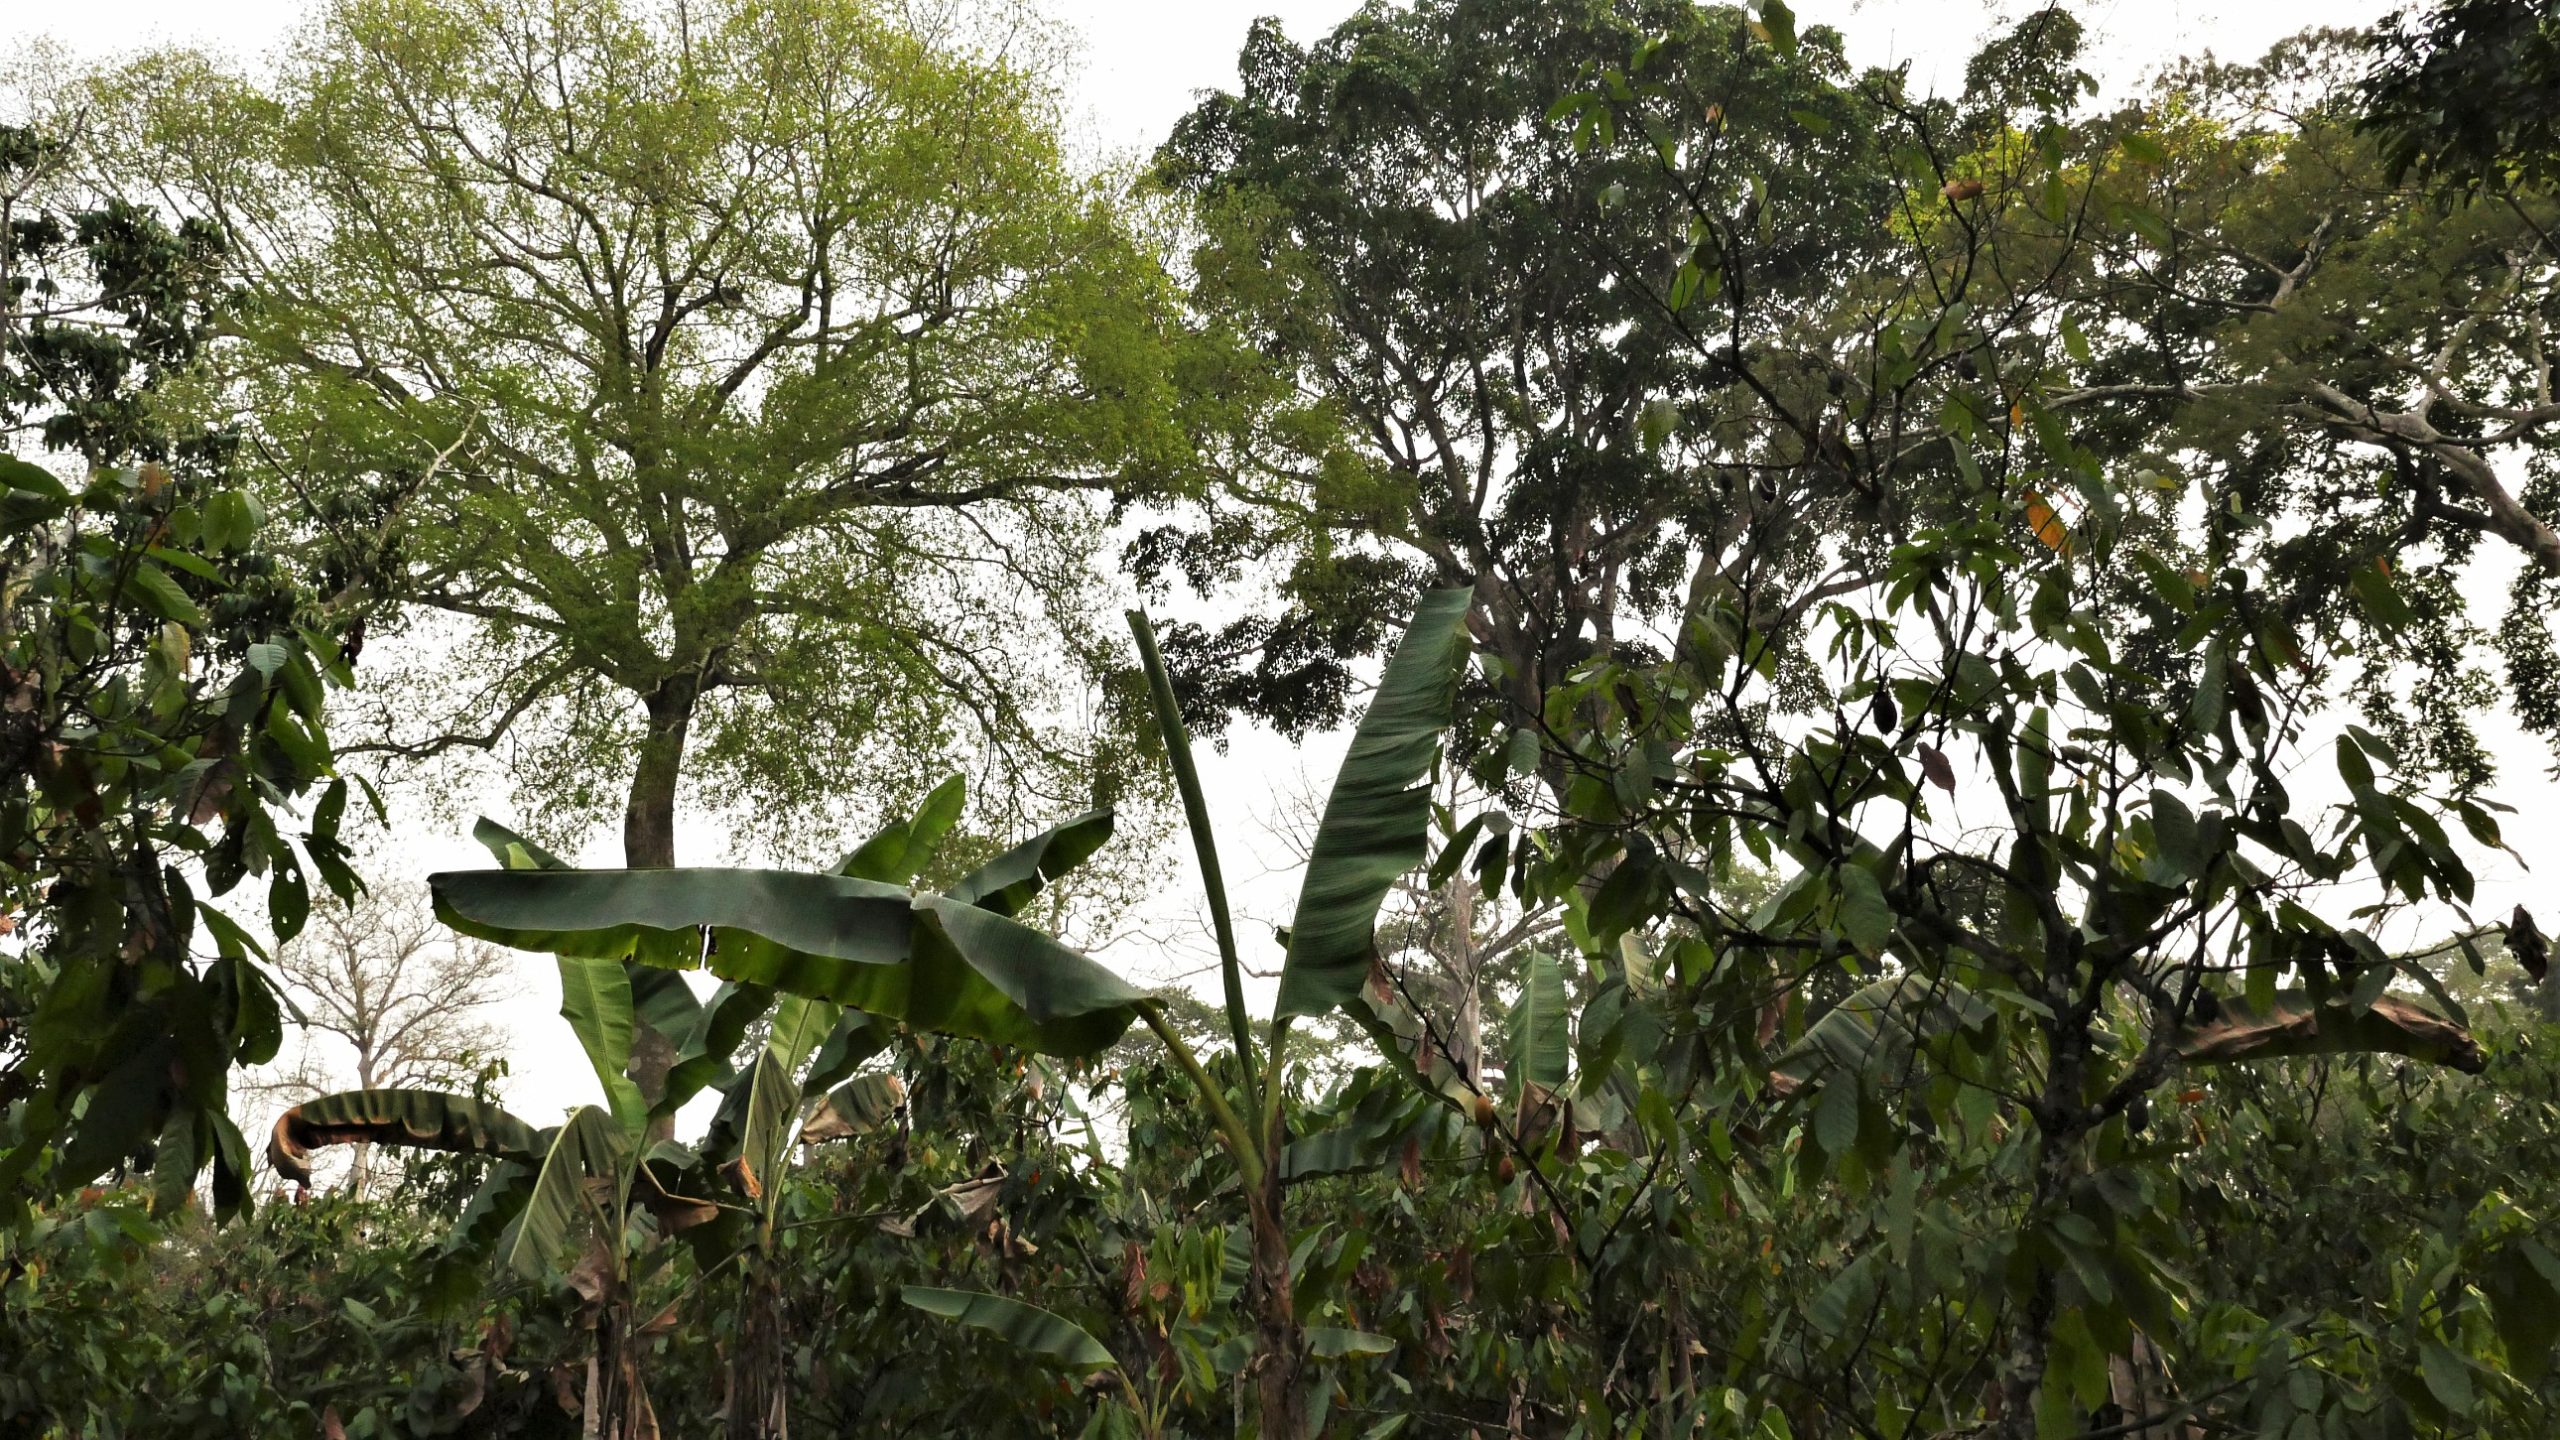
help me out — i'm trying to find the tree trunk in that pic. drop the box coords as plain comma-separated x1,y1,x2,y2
620,676,695,1139
2000,1029,2086,1439
1247,1176,1309,1440
621,678,694,869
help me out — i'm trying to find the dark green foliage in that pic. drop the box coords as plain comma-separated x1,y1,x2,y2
1,119,360,1223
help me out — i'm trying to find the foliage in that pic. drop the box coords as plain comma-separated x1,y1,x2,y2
1,115,360,1225
12,5,2560,1440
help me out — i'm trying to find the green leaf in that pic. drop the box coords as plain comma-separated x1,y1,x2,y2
1306,1327,1396,1358
471,816,568,871
802,1071,905,1143
902,1287,1117,1370
432,867,1146,1057
556,955,647,1132
2420,1340,2475,1416
1756,0,1799,57
838,775,966,883
1813,1075,1861,1156
735,1050,798,1197
1774,975,1995,1090
1128,608,1260,1107
658,981,775,1119
1507,950,1569,1096
764,993,839,1075
948,809,1114,917
266,1089,539,1186
124,561,206,628
2118,131,2169,167
1277,589,1473,1019
502,1106,627,1282
1836,866,1896,958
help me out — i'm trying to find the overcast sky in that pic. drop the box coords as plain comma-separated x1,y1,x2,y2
18,0,2550,1135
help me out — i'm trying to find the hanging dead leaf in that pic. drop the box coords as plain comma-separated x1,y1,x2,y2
2512,906,2549,982
1941,177,1986,202
2023,492,2073,555
1916,742,1956,793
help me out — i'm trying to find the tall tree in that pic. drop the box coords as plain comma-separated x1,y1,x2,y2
78,0,1197,871
1146,0,2106,800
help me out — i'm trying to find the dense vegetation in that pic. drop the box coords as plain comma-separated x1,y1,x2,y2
5,0,2559,1436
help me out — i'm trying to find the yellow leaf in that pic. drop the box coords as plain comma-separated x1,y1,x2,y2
2023,492,2072,556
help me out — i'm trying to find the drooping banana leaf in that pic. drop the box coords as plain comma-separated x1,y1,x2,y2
2174,990,2483,1073
801,1008,893,1095
902,1286,1117,1370
429,868,1145,1057
802,1072,906,1144
267,1088,539,1185
1771,974,1997,1095
947,809,1115,917
837,774,967,884
1277,588,1475,1020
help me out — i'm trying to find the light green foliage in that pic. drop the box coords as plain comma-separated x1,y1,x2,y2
70,0,1201,860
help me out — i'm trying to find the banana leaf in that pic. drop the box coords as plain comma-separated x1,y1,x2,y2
1770,974,1997,1095
1277,588,1474,1019
802,1072,907,1144
2174,990,2483,1072
948,809,1115,917
903,1286,1117,1370
429,868,1145,1057
268,1088,538,1185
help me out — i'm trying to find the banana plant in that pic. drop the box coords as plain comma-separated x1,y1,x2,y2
1097,589,1473,1440
268,783,1142,1440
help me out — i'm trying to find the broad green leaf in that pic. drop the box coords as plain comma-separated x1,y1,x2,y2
125,561,205,627
557,954,647,1132
838,774,966,883
802,1008,892,1094
947,809,1115,917
432,868,1145,1056
1507,950,1569,1096
658,981,775,1119
471,816,569,871
1835,866,1896,958
735,1050,798,1200
1278,589,1473,1019
1773,975,1995,1091
1307,1327,1396,1358
764,994,839,1074
903,1287,1117,1370
502,1106,626,1282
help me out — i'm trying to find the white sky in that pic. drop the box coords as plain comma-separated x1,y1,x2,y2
14,0,2552,1134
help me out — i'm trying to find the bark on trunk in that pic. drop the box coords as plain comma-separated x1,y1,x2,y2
1999,1031,2086,1438
1248,1175,1309,1440
620,677,694,1140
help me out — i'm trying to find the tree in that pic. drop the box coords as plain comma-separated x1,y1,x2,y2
1,114,361,1222
76,0,1196,867
257,882,513,1195
69,0,1201,1109
1145,0,2053,781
